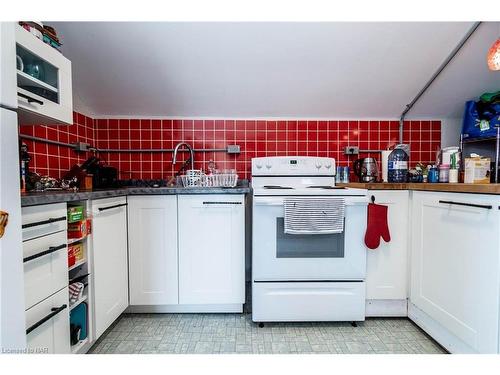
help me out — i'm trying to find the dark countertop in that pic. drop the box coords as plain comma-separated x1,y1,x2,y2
21,185,252,207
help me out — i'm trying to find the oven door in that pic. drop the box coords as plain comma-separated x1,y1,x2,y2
252,195,367,281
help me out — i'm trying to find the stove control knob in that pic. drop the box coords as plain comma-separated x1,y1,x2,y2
265,163,272,170
315,163,322,170
324,163,332,170
255,163,263,169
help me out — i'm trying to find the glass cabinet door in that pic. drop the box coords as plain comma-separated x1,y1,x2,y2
16,44,59,104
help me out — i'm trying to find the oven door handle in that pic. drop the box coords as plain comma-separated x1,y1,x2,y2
254,197,368,206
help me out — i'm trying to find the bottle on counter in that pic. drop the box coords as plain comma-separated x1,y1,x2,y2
428,165,439,183
388,145,409,183
19,142,31,193
343,166,350,183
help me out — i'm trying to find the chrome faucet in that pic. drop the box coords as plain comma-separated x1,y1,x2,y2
172,142,195,171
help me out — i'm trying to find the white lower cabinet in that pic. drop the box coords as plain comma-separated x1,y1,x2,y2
178,195,245,306
128,195,178,305
91,197,129,339
409,191,500,353
127,194,245,312
365,190,409,316
26,287,70,354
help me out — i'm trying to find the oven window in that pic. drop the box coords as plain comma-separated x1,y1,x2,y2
276,218,345,258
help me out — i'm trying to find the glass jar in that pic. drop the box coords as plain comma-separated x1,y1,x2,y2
439,164,450,183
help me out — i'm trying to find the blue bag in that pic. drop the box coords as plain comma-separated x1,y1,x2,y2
462,95,500,140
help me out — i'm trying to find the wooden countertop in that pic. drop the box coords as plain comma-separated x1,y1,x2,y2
337,182,500,194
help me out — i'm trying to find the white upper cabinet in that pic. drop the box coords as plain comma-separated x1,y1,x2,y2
128,196,179,306
177,195,245,306
410,191,500,353
15,24,73,125
366,190,409,302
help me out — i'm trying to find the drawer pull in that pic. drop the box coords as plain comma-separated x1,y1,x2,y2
439,200,492,210
98,203,127,212
18,92,44,105
26,304,67,335
22,216,66,229
23,244,67,263
202,201,242,205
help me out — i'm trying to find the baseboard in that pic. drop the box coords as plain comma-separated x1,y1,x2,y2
408,302,476,354
365,299,408,317
125,304,243,313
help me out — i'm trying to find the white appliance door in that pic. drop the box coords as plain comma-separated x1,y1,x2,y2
0,108,26,350
252,195,367,281
0,23,17,109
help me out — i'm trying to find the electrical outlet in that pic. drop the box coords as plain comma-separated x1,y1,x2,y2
343,146,359,155
73,142,90,152
227,145,241,154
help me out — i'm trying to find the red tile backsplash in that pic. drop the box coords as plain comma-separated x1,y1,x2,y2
19,112,442,181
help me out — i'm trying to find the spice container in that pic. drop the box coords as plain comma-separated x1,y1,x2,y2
439,164,450,183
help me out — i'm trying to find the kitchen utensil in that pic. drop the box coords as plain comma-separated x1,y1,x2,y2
353,158,378,183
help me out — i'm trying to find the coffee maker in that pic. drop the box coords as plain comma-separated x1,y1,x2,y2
353,157,379,183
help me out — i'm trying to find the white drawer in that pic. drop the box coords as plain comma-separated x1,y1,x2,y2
252,281,366,322
26,287,70,354
23,231,68,309
22,203,67,241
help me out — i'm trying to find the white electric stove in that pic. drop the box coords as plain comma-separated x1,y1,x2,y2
251,156,368,324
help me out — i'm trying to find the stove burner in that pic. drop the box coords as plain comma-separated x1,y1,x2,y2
306,186,345,189
263,185,294,189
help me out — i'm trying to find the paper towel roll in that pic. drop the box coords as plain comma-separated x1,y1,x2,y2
382,150,391,182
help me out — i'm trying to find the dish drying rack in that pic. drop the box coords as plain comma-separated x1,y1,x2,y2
178,170,238,188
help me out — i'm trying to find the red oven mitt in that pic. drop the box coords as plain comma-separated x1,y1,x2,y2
364,203,391,250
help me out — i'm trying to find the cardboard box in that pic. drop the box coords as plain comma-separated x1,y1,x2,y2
464,157,491,184
67,206,84,223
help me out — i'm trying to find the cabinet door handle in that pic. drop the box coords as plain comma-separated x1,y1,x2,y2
18,92,44,105
26,304,67,335
98,203,128,212
22,216,66,229
439,200,492,210
23,244,67,263
202,201,242,205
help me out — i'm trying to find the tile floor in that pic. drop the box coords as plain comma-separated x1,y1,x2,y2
88,313,447,354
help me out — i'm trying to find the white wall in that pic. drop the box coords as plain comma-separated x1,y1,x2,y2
441,118,463,148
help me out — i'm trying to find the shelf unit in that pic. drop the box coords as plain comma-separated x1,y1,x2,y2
67,201,94,354
17,69,59,93
461,126,500,183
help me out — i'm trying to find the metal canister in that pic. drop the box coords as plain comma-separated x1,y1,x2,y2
343,166,350,183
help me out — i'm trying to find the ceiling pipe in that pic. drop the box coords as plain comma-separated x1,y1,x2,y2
398,22,482,144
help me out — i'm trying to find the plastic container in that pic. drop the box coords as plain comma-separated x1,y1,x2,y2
387,146,409,183
449,169,459,183
439,164,450,183
428,165,439,183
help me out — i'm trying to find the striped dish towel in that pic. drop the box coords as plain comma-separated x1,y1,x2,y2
284,197,345,234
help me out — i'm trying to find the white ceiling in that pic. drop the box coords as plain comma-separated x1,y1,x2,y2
50,21,500,119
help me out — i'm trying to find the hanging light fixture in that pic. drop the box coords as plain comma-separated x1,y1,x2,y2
487,38,500,71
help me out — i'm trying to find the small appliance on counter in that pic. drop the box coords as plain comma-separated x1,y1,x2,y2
353,157,378,183
64,156,118,189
